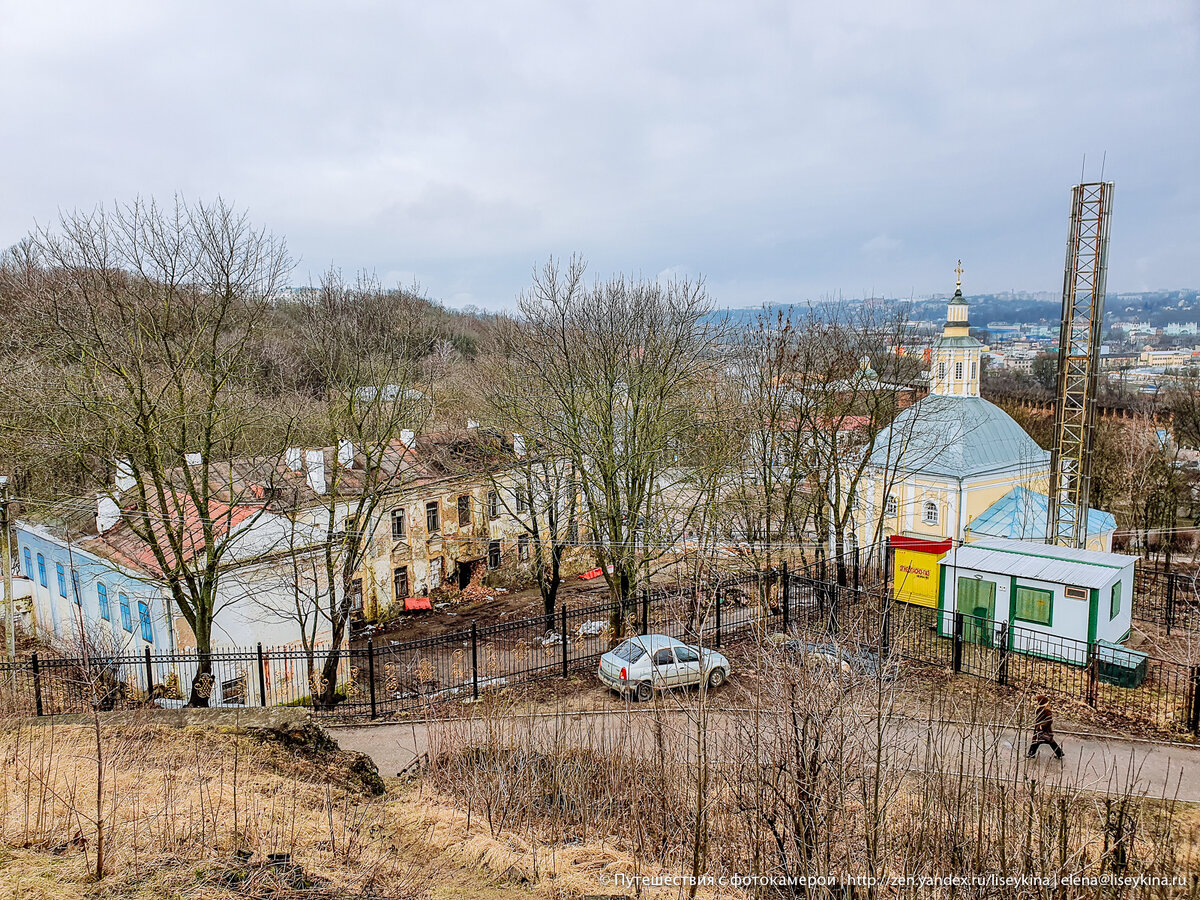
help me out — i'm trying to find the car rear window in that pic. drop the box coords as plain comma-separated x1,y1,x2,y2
613,641,646,663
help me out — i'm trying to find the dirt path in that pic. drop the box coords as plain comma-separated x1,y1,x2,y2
331,707,1200,803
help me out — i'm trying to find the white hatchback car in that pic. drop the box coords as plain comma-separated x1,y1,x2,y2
598,634,731,701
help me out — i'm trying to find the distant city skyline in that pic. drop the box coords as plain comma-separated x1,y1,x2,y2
2,2,1197,311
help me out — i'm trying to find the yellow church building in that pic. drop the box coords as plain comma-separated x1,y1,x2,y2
851,270,1114,595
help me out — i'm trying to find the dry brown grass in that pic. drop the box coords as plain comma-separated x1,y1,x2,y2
0,717,726,899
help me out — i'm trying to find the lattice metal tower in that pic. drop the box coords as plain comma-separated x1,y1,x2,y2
1047,181,1114,548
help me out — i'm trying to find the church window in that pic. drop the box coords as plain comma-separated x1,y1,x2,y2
938,363,946,380
922,501,939,526
970,361,977,380
885,495,897,517
955,362,963,380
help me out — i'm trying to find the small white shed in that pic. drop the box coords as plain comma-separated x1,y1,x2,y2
938,538,1135,665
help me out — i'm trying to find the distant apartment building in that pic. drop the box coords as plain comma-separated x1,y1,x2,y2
1138,348,1197,367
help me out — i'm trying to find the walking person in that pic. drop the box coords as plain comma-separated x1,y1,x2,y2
1027,693,1065,760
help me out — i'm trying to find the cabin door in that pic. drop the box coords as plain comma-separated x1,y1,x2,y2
956,577,996,647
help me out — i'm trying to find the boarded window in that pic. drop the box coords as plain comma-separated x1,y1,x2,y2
1014,585,1053,626
1110,580,1122,619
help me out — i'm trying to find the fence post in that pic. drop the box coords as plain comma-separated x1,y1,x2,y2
715,591,723,649
782,563,790,635
1086,645,1099,707
641,590,649,635
881,605,891,659
144,646,154,697
257,643,268,707
561,604,569,678
1166,573,1176,636
31,652,43,717
952,612,963,674
1186,665,1200,734
471,621,479,701
997,627,1009,687
367,639,377,720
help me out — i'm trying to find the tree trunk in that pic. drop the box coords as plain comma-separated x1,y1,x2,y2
188,619,213,708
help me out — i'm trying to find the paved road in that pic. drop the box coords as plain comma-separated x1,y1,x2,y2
330,707,1200,802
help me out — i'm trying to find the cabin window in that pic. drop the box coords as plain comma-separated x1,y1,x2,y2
98,583,110,620
458,494,471,526
922,502,939,525
1014,585,1053,627
391,508,406,539
1110,581,1122,620
885,495,897,517
425,501,440,533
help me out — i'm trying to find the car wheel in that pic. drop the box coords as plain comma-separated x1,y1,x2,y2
707,668,727,690
635,681,653,702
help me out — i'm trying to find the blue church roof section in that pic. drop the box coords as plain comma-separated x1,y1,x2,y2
868,396,1050,479
968,487,1116,541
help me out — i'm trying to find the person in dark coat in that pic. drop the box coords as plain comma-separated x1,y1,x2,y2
1027,693,1065,759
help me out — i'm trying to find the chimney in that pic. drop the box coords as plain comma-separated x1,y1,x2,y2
337,439,355,469
513,433,526,457
185,452,202,467
97,496,121,534
400,429,416,448
305,449,327,494
286,447,303,471
114,458,136,492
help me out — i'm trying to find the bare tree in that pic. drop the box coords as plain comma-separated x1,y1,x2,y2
7,198,291,706
288,269,434,707
487,256,721,638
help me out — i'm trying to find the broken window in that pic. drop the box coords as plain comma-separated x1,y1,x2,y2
518,534,530,561
391,508,406,539
393,566,409,602
488,540,501,570
458,494,471,526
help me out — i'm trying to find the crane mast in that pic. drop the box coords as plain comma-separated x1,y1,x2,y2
1047,181,1114,548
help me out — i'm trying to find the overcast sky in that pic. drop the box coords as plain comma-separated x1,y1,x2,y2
2,1,1197,310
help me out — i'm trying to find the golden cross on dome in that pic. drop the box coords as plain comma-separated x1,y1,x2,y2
955,259,964,289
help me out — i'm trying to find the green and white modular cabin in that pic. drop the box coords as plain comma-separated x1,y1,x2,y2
937,538,1135,664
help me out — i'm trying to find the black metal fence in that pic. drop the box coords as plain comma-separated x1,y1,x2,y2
788,574,1200,737
1133,564,1200,633
4,559,1198,735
